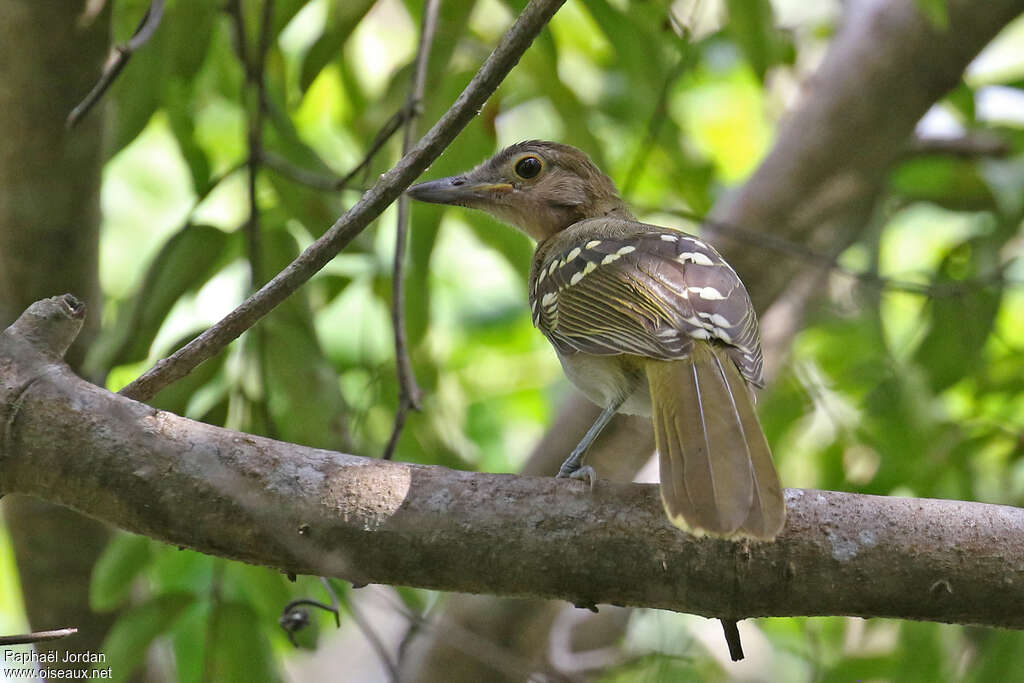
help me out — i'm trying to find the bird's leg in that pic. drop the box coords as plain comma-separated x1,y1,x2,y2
556,398,624,486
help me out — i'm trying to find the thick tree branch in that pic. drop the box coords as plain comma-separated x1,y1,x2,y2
118,0,567,402
404,0,1024,676
711,0,1024,311
2,297,1023,630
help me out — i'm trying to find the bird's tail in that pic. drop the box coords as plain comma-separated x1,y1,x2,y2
645,342,785,540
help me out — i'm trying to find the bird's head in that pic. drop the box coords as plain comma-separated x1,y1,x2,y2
407,141,631,242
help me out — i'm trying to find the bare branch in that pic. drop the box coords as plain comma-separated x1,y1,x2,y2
118,0,569,403
906,132,1012,158
66,0,166,128
0,628,78,646
383,0,442,459
2,297,1024,630
710,0,1024,312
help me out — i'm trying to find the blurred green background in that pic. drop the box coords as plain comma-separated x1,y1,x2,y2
3,0,1024,680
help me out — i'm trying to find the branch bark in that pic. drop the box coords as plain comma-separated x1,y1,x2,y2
2,297,1023,630
0,0,116,659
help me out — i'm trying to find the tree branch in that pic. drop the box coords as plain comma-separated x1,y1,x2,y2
383,0,441,460
118,0,568,403
3,297,1023,629
66,0,166,128
710,0,1024,312
0,628,79,646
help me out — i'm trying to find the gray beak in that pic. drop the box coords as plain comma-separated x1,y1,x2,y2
406,175,513,206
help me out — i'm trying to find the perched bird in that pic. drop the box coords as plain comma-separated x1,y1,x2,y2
407,141,785,539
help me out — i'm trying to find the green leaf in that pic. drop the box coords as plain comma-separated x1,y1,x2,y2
968,629,1024,682
261,229,350,450
915,0,949,29
204,602,282,683
913,237,1003,392
109,0,219,154
101,592,195,682
164,0,220,82
890,157,995,211
299,0,377,92
86,224,238,375
726,0,776,81
462,211,534,278
90,533,154,612
166,81,213,194
263,113,343,236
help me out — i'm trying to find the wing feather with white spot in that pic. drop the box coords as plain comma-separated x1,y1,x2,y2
530,225,764,386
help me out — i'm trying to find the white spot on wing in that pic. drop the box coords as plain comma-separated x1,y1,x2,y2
678,251,714,266
541,292,557,307
690,328,712,340
688,286,725,300
707,313,731,328
585,240,601,249
601,253,621,265
566,247,581,262
660,234,678,242
570,271,584,285
547,260,559,276
617,245,636,255
582,261,597,276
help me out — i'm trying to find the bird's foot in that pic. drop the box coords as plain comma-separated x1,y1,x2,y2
556,463,597,490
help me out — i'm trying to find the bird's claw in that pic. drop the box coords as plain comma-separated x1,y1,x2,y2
557,464,597,490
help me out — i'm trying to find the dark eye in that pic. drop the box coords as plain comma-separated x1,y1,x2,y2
514,156,542,179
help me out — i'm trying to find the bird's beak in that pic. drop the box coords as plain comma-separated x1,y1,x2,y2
406,175,513,206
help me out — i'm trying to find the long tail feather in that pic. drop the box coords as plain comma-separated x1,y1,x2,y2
646,343,785,539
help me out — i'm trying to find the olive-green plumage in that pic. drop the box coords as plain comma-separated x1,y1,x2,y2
408,141,785,539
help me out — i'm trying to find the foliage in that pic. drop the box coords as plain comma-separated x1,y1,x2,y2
65,0,1024,679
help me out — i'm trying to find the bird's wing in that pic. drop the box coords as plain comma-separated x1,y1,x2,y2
531,226,764,386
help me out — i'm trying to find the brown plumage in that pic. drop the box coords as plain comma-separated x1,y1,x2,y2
407,141,785,539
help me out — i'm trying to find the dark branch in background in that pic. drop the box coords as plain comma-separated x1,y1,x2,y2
229,0,278,436
66,0,165,128
3,298,1024,631
261,106,416,193
279,577,341,646
0,628,79,646
720,620,743,662
382,0,441,461
635,205,1020,298
340,583,402,683
906,132,1012,158
118,0,569,403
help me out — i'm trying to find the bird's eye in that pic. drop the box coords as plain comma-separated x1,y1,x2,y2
514,156,542,179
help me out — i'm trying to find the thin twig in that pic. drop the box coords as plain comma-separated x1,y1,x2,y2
340,585,401,683
905,133,1011,159
0,628,78,646
259,103,411,193
622,55,689,196
639,204,1019,298
383,0,441,460
372,587,574,682
720,619,744,661
119,0,569,403
66,0,166,128
230,0,279,438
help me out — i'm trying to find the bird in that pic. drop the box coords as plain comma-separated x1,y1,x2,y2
406,140,785,540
